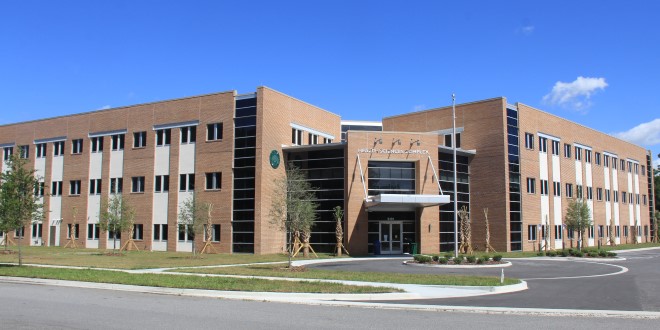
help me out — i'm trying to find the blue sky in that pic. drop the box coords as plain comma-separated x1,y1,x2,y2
1,1,659,166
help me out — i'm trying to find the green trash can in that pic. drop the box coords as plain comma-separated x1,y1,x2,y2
411,243,418,255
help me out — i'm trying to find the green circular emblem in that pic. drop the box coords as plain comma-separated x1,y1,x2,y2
269,150,280,169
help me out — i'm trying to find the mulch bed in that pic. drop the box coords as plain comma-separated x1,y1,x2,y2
0,250,17,255
411,260,505,266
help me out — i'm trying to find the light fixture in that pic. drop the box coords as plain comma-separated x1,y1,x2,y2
374,138,383,145
392,138,401,145
410,139,420,146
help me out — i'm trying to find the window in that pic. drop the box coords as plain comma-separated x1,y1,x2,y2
154,175,170,193
132,224,144,240
575,146,582,161
604,155,610,167
110,178,123,194
206,172,222,190
634,163,639,174
586,186,593,200
15,227,25,238
624,226,629,237
612,158,618,170
291,128,303,145
565,183,573,198
323,137,333,144
179,174,195,191
204,224,221,242
643,194,647,205
524,133,534,149
598,225,604,238
596,187,603,201
620,159,625,171
111,134,125,151
538,136,547,153
87,224,100,240
69,180,81,195
588,225,594,239
178,224,193,242
51,181,63,196
156,129,171,146
605,189,611,202
207,123,223,141
564,143,572,158
613,190,619,203
553,181,561,197
595,152,601,165
627,161,632,173
108,228,121,240
132,176,145,193
153,224,168,241
635,194,640,205
19,145,29,159
555,225,563,240
621,192,627,204
89,179,102,195
443,133,460,148
585,150,591,163
308,133,318,145
629,193,633,204
567,229,574,240
34,182,45,197
53,141,64,156
91,137,103,153
3,147,13,160
616,225,620,238
71,139,83,154
641,165,645,175
540,179,549,195
181,126,197,144
551,140,559,156
576,185,583,199
36,143,47,158
528,225,537,241
133,131,147,148
67,224,80,239
526,178,536,194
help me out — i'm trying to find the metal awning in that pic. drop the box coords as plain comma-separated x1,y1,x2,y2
365,194,450,211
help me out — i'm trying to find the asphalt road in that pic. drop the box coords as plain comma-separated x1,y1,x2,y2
1,282,657,329
309,249,660,311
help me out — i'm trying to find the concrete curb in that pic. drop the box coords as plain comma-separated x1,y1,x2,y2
402,260,512,268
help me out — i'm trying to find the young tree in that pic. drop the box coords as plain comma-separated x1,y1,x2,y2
0,155,45,265
269,164,318,268
99,194,135,254
177,194,210,256
564,198,592,251
334,206,348,256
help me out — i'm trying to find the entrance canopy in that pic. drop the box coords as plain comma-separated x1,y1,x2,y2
365,194,450,211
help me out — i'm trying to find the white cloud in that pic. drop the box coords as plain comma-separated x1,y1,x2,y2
613,118,660,146
519,25,535,36
413,104,426,112
98,105,111,110
542,76,608,111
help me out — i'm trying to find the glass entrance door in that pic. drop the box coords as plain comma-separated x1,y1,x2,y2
380,222,403,254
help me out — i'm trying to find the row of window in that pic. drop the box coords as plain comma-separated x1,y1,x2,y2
291,128,333,146
64,223,221,242
528,224,645,241
525,178,648,205
41,173,221,196
1,124,223,161
523,133,646,175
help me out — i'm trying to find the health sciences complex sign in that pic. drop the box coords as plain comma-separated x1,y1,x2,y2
357,148,429,155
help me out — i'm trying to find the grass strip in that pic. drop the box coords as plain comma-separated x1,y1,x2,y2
0,265,397,293
175,264,520,286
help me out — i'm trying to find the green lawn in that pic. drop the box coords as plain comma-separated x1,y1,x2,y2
174,264,520,286
0,265,397,293
0,246,331,269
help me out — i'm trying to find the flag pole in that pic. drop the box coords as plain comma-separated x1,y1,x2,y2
452,93,459,258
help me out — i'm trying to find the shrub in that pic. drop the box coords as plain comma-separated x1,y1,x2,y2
432,255,439,262
444,253,453,259
574,251,584,257
476,258,484,265
466,255,477,263
560,250,569,257
547,251,557,257
588,252,599,258
493,255,503,262
481,255,490,262
438,257,448,264
598,250,607,257
414,255,433,263
537,252,545,256
453,257,463,264
479,256,489,264
606,252,617,257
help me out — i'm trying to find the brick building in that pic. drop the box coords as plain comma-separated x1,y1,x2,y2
0,89,655,254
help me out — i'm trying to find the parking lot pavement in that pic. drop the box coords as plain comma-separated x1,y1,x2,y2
308,248,660,311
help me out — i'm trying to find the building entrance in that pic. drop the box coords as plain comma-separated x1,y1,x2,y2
379,222,402,254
